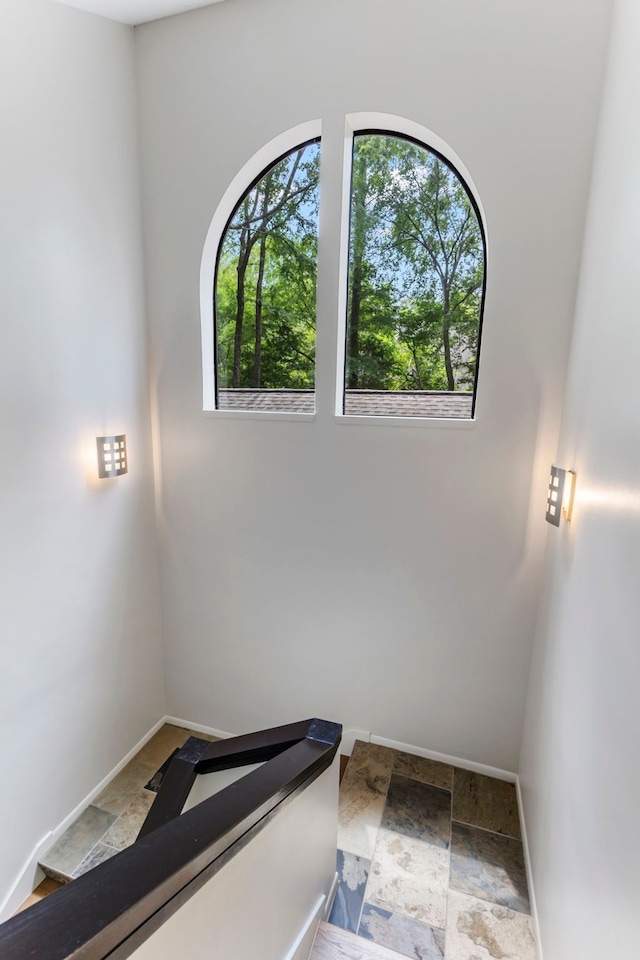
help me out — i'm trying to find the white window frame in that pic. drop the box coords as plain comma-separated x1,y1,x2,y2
335,113,487,428
200,119,322,421
200,114,487,427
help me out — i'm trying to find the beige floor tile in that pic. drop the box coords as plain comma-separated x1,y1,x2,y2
452,770,521,840
345,741,396,779
94,758,158,816
445,891,536,960
135,724,192,767
393,752,453,791
365,828,449,930
338,741,394,860
101,790,156,851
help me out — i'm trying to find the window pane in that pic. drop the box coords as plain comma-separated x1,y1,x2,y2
344,133,485,419
215,140,320,413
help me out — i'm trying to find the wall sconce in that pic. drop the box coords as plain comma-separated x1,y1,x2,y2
546,466,576,526
97,435,128,478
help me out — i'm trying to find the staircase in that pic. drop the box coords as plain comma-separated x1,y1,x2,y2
10,729,537,960
37,725,213,884
310,922,407,959
3,718,342,960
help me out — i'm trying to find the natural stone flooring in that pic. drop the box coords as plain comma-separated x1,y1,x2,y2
316,740,536,960
38,724,218,884
20,728,536,960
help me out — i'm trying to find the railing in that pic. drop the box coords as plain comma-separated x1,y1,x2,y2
0,718,341,960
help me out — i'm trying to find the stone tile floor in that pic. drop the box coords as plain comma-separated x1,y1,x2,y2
31,726,536,960
39,724,218,883
322,740,537,960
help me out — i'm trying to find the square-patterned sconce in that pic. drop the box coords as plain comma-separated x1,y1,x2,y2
546,465,576,525
97,435,128,478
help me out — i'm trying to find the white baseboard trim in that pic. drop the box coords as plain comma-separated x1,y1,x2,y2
368,732,518,783
0,838,50,923
516,778,544,960
166,720,517,787
180,719,518,784
0,716,166,922
340,729,371,756
324,870,339,919
164,715,234,740
283,892,327,960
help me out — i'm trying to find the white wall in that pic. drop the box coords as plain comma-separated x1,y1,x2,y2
135,0,612,771
129,761,338,960
519,0,640,955
0,0,164,907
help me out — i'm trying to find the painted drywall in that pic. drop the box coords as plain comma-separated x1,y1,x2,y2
0,0,163,907
519,0,640,955
129,760,338,960
135,0,612,770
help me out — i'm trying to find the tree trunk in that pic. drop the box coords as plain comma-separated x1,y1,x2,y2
252,179,272,388
232,233,249,388
442,287,455,390
347,151,367,389
228,152,310,389
252,229,267,387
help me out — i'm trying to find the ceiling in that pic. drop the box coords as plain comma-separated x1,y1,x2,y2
51,0,226,26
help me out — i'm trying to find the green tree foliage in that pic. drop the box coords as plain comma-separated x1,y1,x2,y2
345,133,484,392
214,133,484,397
215,141,320,389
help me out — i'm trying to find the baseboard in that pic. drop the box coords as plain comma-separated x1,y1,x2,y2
283,892,327,960
324,870,339,919
0,717,166,922
516,778,544,960
168,719,518,784
340,729,371,756
0,837,51,923
164,715,234,740
368,732,518,783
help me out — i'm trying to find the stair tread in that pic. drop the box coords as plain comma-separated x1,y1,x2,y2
310,922,408,960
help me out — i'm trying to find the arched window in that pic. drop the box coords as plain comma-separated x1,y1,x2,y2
203,119,486,422
214,138,321,413
343,130,486,419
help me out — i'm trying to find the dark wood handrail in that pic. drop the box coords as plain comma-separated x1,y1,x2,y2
0,718,341,960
